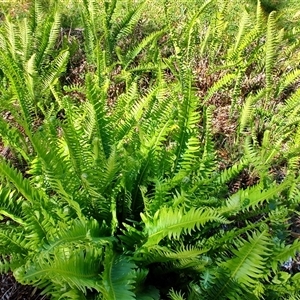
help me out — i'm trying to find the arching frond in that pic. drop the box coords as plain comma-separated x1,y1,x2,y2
100,247,136,300
141,206,229,247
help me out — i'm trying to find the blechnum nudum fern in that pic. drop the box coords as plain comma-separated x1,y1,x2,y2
1,0,300,299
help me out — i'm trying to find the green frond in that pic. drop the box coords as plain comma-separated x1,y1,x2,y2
0,185,24,225
14,247,103,294
113,81,139,141
85,74,112,158
168,288,186,300
44,218,113,252
201,105,216,170
280,88,300,115
41,49,69,89
172,70,200,173
0,159,45,205
180,0,213,61
239,94,255,133
233,10,251,52
100,247,136,300
223,178,291,214
0,228,29,255
0,117,30,161
227,26,261,64
123,29,165,69
141,206,229,247
203,231,271,299
256,0,265,32
276,69,300,97
222,230,272,287
204,73,235,103
1,18,20,61
29,0,45,32
35,11,61,68
272,239,300,271
111,1,146,44
18,17,33,63
217,159,248,185
203,272,257,300
97,146,120,193
265,11,278,99
81,0,97,64
139,244,209,265
0,50,34,132
21,202,57,247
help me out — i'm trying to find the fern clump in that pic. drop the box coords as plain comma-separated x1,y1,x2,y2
0,0,300,299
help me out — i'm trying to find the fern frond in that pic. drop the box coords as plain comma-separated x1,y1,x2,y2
35,11,61,68
204,73,235,103
204,231,271,299
14,248,103,294
0,228,29,255
0,117,30,161
272,239,300,271
123,29,165,69
141,206,229,247
100,247,136,300
172,69,200,174
0,185,24,225
276,69,300,97
41,49,69,89
233,10,251,52
201,105,216,170
0,159,45,205
223,178,291,214
168,288,186,300
0,50,34,132
239,94,255,133
222,230,272,287
85,74,112,158
111,1,145,44
265,11,278,99
44,218,113,252
19,17,33,63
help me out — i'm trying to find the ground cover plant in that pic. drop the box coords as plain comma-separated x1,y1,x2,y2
1,0,300,299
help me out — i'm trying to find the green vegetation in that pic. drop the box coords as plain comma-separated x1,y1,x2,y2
1,0,300,299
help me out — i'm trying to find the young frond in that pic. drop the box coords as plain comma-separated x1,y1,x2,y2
168,288,186,300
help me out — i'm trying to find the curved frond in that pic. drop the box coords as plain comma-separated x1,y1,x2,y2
141,206,229,247
100,247,136,300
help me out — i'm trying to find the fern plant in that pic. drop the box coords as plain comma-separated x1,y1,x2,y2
0,0,300,299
